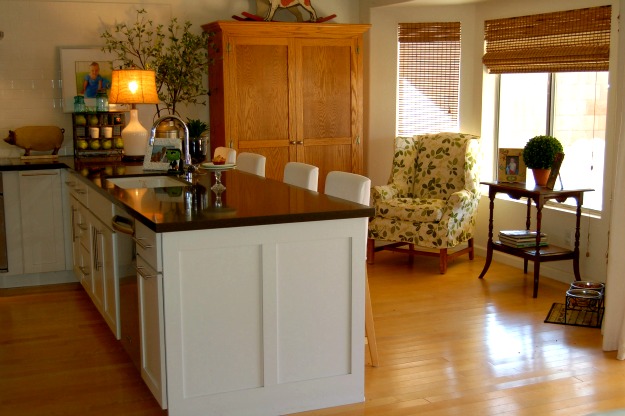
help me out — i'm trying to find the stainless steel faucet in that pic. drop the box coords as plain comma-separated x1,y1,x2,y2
149,115,194,179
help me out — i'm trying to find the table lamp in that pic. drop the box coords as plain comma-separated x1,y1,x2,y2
108,69,160,161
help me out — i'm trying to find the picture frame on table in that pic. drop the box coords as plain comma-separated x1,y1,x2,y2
497,148,526,183
144,138,183,171
60,47,124,113
545,152,565,190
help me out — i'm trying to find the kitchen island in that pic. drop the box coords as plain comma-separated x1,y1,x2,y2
49,158,372,416
1,157,372,415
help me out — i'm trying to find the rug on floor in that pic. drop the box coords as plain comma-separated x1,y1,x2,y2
544,302,603,328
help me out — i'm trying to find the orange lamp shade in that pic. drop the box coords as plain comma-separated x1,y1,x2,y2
108,69,159,104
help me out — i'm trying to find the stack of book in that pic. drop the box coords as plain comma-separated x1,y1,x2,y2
498,230,548,248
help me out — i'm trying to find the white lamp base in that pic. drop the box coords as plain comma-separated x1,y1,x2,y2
122,108,148,160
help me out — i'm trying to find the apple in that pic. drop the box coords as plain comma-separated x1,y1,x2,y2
101,139,113,150
90,140,101,150
114,137,124,149
104,166,114,176
114,166,126,175
89,115,99,126
75,115,87,126
76,139,88,150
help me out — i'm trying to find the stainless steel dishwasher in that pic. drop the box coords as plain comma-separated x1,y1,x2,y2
112,208,140,370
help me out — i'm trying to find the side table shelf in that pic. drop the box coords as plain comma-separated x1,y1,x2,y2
492,241,573,259
72,112,126,160
478,181,593,298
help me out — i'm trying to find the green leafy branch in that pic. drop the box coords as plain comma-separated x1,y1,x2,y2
101,9,213,117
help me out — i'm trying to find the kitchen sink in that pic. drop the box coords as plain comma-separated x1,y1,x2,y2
106,175,190,189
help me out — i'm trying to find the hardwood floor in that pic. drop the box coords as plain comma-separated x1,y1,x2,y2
0,283,165,416
2,252,624,415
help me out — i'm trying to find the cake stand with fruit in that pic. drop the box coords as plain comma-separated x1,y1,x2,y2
200,156,236,197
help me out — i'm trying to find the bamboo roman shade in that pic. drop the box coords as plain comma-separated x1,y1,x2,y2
397,22,460,136
483,5,611,74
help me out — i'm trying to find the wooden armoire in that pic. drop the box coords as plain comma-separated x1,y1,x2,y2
202,21,370,191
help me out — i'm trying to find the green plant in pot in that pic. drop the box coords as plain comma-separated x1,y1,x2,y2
522,135,563,186
187,118,209,164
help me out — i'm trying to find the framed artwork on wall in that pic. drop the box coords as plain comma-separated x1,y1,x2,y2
498,148,526,183
60,47,123,113
144,138,182,171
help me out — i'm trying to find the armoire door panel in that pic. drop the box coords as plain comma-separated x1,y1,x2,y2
300,144,353,192
300,43,352,140
238,146,290,181
231,43,290,143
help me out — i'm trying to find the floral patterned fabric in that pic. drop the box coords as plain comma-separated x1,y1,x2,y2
368,132,481,249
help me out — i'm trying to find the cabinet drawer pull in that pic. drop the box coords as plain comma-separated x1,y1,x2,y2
289,140,296,145
76,189,87,195
133,237,153,250
136,265,157,279
79,266,90,277
296,140,303,145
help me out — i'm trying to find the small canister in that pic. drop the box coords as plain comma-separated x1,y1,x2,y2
73,96,86,113
95,90,109,112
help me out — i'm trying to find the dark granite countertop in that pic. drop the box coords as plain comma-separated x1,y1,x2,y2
0,157,374,233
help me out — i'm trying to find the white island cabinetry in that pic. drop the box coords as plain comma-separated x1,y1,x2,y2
135,220,167,409
65,172,120,339
157,218,367,416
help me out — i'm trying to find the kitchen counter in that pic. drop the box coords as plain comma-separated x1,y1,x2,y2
2,156,371,415
0,157,373,232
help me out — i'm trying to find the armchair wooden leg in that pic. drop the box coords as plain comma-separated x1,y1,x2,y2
408,243,415,265
439,249,448,274
364,268,379,367
468,238,475,260
367,238,375,264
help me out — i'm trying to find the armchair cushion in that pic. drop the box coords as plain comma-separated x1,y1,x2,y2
375,198,446,222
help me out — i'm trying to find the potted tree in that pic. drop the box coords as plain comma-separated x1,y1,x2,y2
522,135,564,186
101,9,213,117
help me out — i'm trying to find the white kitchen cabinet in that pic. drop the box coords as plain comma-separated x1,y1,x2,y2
160,218,366,415
65,171,120,339
18,169,66,274
69,194,87,281
89,214,106,319
135,220,167,409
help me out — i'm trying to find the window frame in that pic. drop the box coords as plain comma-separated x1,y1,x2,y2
494,72,607,217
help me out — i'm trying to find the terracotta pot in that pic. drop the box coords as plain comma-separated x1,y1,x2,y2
532,168,551,186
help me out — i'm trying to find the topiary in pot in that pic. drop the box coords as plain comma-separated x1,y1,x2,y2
522,135,563,185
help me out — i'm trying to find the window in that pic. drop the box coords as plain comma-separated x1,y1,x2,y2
485,6,611,212
498,72,607,211
396,22,460,136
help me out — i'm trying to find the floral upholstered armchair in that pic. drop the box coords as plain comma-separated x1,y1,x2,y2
367,132,481,274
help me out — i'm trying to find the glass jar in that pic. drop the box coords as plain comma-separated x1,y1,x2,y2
73,95,86,113
95,90,109,112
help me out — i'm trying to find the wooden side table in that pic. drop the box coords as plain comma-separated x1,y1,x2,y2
478,182,593,298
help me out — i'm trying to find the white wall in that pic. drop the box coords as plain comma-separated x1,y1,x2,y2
364,0,621,284
0,0,360,158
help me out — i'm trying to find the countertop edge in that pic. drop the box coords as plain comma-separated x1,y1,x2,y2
1,157,374,233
